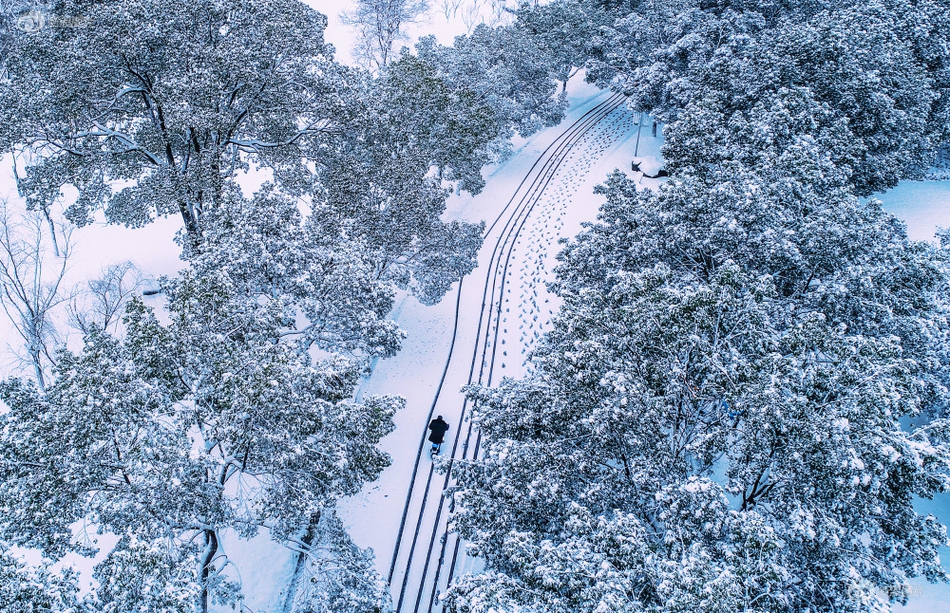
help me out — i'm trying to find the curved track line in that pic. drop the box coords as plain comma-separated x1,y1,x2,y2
390,92,627,613
387,93,622,587
402,95,627,613
426,97,633,613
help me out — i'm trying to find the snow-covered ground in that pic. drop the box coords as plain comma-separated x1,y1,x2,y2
879,180,950,243
336,78,660,613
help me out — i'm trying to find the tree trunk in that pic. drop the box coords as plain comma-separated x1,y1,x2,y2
42,207,59,258
198,529,219,613
179,201,200,238
30,346,46,391
281,511,321,613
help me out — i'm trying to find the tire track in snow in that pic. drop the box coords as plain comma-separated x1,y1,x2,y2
387,94,624,591
387,91,639,613
391,94,625,611
435,97,641,611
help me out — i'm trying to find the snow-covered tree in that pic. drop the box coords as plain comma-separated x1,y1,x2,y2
585,0,950,193
437,3,950,611
0,163,479,609
1,180,433,611
446,157,950,610
370,52,504,198
0,0,554,239
436,24,568,139
0,0,489,301
0,0,348,241
341,0,429,70
0,265,403,611
67,262,142,337
438,0,465,21
0,201,73,390
186,186,409,358
443,13,950,604
0,544,84,613
285,511,392,613
514,0,611,91
411,24,568,192
504,0,950,194
307,68,487,301
91,536,202,613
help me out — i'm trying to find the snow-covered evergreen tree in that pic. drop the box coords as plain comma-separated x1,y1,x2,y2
286,512,392,613
710,3,936,190
0,545,84,613
411,24,568,192
514,0,614,91
446,165,950,612
444,2,950,611
0,0,346,238
0,262,403,610
521,0,950,194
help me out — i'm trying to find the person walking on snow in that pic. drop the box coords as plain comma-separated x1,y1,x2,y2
428,415,449,455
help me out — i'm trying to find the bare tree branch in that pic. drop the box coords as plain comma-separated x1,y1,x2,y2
0,199,73,389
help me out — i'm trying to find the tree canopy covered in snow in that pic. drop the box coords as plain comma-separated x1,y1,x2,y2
443,1,950,612
0,228,405,610
0,0,569,610
0,545,84,613
521,0,950,194
0,0,564,247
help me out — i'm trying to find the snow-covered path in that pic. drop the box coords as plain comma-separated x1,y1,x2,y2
338,84,654,613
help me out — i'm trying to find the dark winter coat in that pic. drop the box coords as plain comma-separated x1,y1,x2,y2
428,418,449,444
